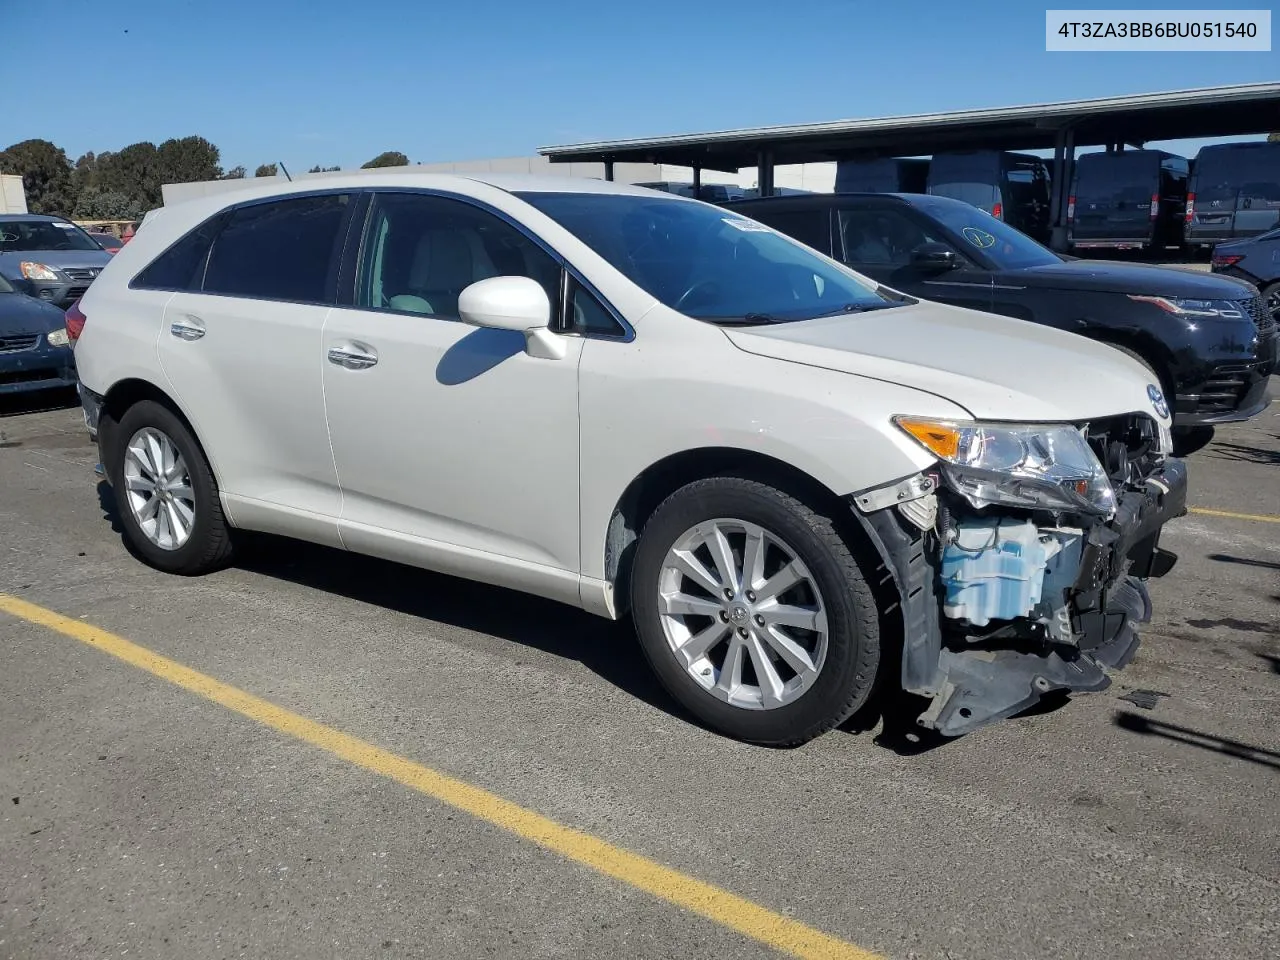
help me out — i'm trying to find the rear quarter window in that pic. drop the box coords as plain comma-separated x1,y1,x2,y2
201,194,351,303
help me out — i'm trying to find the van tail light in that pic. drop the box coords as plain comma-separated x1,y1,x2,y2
991,201,1003,220
1150,193,1159,218
1185,192,1195,223
1066,195,1075,221
1211,253,1244,268
65,300,86,344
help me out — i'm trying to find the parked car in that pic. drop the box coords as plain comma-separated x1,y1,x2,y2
725,192,1276,452
835,157,930,194
1186,141,1280,250
0,214,113,307
927,150,1053,243
1069,150,1188,253
75,175,1187,745
1211,226,1280,322
87,231,124,255
0,270,76,395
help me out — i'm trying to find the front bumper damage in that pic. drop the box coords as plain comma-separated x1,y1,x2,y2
851,449,1187,738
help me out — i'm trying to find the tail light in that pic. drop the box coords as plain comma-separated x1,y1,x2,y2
1066,195,1075,221
1150,193,1159,218
991,201,1003,220
1185,192,1195,223
65,300,86,344
1211,253,1244,268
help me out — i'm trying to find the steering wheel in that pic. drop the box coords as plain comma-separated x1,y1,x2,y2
673,279,720,312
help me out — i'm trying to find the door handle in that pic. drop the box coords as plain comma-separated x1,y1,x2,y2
327,341,378,370
170,315,206,341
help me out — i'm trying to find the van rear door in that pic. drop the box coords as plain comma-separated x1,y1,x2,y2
1072,152,1157,249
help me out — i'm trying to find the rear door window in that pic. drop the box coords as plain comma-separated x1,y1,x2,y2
744,207,832,254
202,193,352,303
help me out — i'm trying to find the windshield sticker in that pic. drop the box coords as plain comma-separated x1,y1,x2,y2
53,222,77,229
721,217,772,233
962,226,996,248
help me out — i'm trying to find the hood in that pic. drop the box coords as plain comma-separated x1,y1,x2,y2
1007,259,1257,298
723,301,1169,424
0,248,113,273
0,292,66,336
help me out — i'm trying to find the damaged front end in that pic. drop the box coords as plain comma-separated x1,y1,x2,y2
853,412,1187,737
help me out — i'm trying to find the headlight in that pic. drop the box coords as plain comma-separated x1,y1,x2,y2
19,261,61,281
894,417,1115,517
1128,295,1246,319
46,328,70,347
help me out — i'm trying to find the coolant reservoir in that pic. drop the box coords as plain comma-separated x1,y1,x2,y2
940,518,1058,626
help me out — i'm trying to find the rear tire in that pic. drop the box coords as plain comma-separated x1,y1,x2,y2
106,400,235,575
630,477,881,747
1261,280,1280,325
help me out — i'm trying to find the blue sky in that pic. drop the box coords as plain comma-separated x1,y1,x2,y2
2,0,1274,172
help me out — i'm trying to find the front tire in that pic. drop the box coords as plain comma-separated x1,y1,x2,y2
630,477,881,747
106,400,235,575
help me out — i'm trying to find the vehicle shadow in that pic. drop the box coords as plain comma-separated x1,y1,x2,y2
1206,441,1280,467
1114,710,1280,771
95,478,687,722
1258,652,1280,675
0,386,77,419
92,479,1073,754
1208,553,1280,572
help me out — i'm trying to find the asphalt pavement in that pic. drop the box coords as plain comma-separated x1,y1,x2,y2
1,382,1277,960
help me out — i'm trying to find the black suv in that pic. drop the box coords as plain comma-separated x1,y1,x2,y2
725,193,1276,451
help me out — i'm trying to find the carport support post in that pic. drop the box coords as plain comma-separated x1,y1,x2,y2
692,164,701,199
757,150,775,198
1049,129,1075,253
604,161,614,182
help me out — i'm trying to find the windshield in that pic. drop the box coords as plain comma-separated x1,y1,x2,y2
0,218,103,252
0,271,13,293
515,192,895,323
912,196,1061,269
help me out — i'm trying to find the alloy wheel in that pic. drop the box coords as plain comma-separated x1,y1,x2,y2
122,427,196,551
656,518,828,710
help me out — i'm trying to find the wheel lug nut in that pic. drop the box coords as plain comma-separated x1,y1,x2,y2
719,610,729,622
723,588,734,600
745,591,756,602
754,614,765,626
737,627,748,638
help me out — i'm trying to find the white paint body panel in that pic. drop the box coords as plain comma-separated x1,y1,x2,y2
75,172,1161,621
321,307,583,573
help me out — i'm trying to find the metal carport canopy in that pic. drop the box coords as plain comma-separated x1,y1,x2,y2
537,83,1280,171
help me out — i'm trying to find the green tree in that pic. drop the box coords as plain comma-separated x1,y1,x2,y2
308,164,341,173
157,136,221,185
95,142,162,207
222,166,246,179
73,187,144,221
70,151,98,199
254,163,278,177
0,139,76,215
361,151,408,169
1269,132,1280,143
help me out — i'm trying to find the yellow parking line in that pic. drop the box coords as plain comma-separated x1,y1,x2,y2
0,593,880,960
1188,507,1280,525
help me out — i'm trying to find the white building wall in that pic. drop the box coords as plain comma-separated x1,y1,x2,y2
0,174,28,214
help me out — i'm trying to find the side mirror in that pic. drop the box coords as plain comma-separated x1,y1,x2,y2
458,275,565,360
910,242,959,271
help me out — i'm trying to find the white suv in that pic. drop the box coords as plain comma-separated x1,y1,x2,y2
71,174,1188,745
